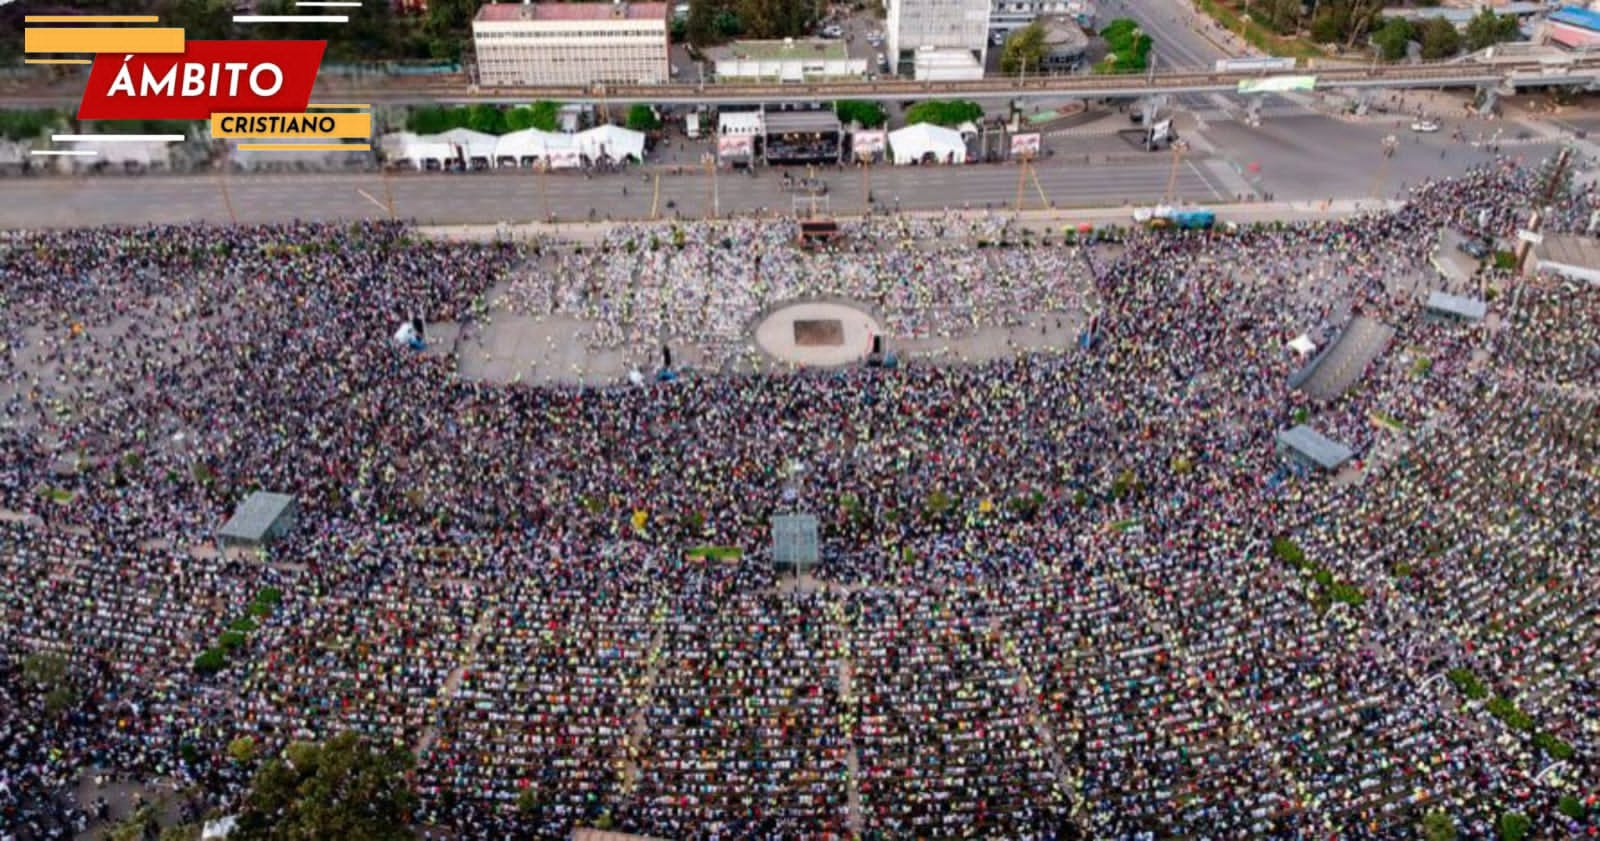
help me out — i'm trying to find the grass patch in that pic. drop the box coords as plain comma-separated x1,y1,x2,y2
1110,519,1142,533
1558,795,1587,819
1447,667,1488,700
1486,696,1536,732
1192,0,1323,60
37,487,75,504
1371,411,1407,432
1493,250,1518,271
686,545,743,561
1533,732,1576,761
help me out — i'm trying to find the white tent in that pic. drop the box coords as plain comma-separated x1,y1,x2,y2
576,124,645,163
66,138,172,169
379,132,457,170
718,111,764,136
887,123,966,166
435,128,499,167
232,138,368,171
493,128,548,167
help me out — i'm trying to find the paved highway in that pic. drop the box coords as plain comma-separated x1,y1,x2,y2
0,160,1249,228
0,110,1544,230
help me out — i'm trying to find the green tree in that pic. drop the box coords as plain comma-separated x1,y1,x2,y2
1496,812,1531,841
1372,18,1413,62
1420,810,1458,841
505,102,560,132
1464,8,1520,51
903,99,983,127
160,0,236,41
834,100,887,128
466,104,507,134
1310,7,1351,43
1001,22,1047,74
626,104,662,132
232,732,418,841
713,9,744,38
1419,17,1461,60
686,0,716,45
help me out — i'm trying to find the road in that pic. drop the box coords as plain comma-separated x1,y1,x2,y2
0,160,1245,228
1098,0,1229,72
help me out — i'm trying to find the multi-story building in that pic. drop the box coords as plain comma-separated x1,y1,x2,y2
886,0,991,74
989,0,1093,33
472,1,670,87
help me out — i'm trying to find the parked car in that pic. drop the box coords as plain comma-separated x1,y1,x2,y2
1457,238,1490,260
821,24,843,38
1411,120,1441,133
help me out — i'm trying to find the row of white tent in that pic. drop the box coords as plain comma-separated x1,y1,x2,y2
380,125,646,170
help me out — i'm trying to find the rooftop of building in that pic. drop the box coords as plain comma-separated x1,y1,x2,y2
1037,16,1089,50
1550,4,1600,30
475,1,670,23
706,38,851,62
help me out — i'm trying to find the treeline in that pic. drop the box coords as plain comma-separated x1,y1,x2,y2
1216,0,1521,57
407,104,562,135
1,0,476,66
684,0,821,46
0,109,196,141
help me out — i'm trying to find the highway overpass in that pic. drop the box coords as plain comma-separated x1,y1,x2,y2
2,57,1597,108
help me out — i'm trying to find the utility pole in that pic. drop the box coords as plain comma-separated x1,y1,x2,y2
539,158,551,222
1164,138,1187,204
1014,152,1031,214
1515,144,1572,275
217,158,238,225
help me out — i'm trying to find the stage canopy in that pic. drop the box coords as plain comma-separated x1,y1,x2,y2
1275,425,1355,471
888,122,966,166
219,491,299,549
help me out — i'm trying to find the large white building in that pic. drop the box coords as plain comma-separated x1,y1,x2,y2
989,0,1093,32
886,0,990,74
472,1,670,87
707,39,868,82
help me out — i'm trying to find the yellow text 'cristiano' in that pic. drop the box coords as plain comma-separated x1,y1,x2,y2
210,112,371,140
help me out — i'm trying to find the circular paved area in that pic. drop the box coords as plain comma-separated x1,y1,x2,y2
752,300,882,368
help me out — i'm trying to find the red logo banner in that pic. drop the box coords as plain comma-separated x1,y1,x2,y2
77,40,327,121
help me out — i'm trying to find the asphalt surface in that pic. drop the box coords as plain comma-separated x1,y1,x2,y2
1098,0,1228,72
0,160,1241,228
1,103,1565,229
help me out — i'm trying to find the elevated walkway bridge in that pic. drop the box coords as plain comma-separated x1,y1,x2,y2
5,56,1600,107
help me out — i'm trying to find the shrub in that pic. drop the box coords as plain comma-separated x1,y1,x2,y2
1497,812,1531,841
1486,696,1536,732
218,631,247,652
248,601,273,618
1493,250,1518,271
1533,732,1575,760
1447,668,1488,700
257,587,284,606
1558,795,1586,819
1272,537,1306,566
193,649,227,675
1420,809,1458,841
1328,582,1365,607
229,617,259,633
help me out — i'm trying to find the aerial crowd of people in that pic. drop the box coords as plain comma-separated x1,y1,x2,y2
0,157,1594,840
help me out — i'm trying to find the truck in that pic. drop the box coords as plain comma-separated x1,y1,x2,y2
686,112,701,139
1132,205,1216,230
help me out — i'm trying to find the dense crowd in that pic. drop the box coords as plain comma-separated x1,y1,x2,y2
0,158,1595,840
